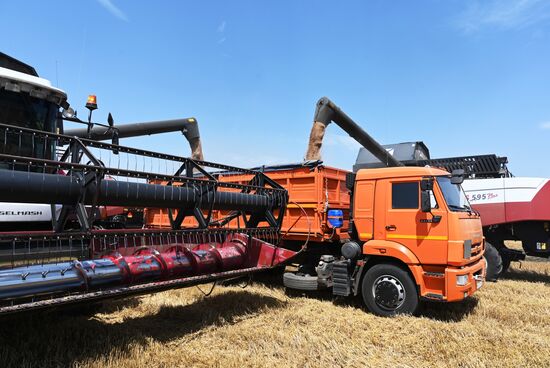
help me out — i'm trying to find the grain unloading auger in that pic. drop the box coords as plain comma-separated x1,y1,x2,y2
64,116,205,161
0,122,295,314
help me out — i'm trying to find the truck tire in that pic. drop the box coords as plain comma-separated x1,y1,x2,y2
361,264,419,317
484,241,503,281
283,272,318,291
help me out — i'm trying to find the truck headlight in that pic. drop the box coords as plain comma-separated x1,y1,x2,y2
456,275,468,286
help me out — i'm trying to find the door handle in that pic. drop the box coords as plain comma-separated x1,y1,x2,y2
386,225,397,231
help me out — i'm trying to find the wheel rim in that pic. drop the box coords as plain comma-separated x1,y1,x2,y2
372,274,406,311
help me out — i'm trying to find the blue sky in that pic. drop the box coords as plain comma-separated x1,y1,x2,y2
1,0,550,176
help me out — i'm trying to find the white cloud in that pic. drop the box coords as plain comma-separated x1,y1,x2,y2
217,20,227,44
97,0,129,22
540,121,550,129
455,0,550,33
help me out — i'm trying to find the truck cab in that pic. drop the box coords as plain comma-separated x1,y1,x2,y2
347,166,485,315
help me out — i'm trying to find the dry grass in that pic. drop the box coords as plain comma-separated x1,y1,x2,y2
0,259,549,368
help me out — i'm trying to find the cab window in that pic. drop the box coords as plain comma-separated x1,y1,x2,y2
392,182,419,209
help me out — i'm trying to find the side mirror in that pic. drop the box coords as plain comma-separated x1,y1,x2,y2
61,107,76,119
420,177,434,191
451,169,465,185
421,190,431,213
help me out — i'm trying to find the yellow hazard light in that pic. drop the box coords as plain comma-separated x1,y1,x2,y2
85,95,98,110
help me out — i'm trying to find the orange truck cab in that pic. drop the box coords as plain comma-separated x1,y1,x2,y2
345,166,485,314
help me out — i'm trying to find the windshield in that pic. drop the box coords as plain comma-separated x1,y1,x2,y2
436,176,471,212
0,88,58,161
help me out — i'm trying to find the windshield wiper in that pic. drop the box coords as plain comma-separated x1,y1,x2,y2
464,204,480,216
448,204,468,211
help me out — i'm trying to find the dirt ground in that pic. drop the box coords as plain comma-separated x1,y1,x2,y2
0,258,549,368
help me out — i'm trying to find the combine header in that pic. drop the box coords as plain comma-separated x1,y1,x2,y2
0,123,294,314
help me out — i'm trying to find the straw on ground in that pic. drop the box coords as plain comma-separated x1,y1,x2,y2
0,259,549,368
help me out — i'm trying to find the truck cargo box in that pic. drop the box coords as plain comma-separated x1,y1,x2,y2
145,163,350,243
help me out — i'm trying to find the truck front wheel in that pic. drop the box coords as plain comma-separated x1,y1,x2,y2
361,264,419,317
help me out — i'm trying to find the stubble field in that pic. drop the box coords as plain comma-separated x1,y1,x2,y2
0,255,549,368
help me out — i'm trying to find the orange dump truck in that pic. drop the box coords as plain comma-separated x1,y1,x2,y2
146,161,485,316
145,97,486,316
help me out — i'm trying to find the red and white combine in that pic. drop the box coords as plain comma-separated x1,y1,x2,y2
463,176,550,230
462,174,550,277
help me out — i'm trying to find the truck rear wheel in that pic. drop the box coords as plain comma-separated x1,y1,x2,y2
361,264,419,317
484,241,503,281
